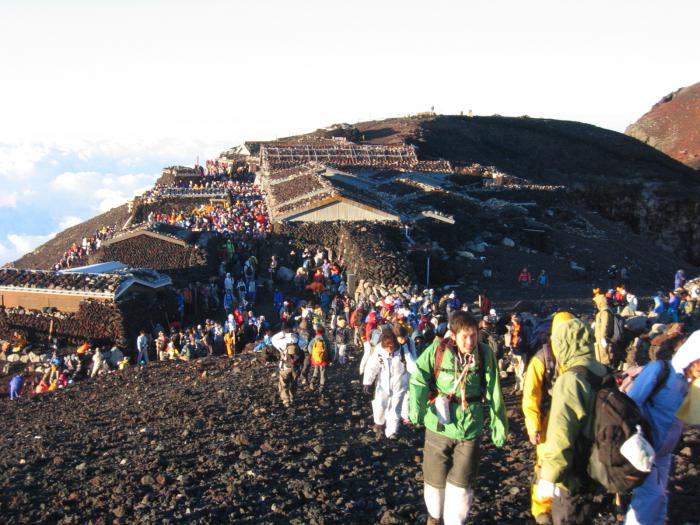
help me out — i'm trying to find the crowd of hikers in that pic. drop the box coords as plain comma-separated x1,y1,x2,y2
4,160,700,525
7,249,700,525
52,225,118,271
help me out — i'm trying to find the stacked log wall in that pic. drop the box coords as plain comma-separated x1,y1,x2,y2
276,222,417,304
93,236,206,272
0,300,126,348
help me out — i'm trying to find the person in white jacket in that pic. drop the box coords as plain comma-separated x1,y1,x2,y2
394,325,417,423
363,328,416,438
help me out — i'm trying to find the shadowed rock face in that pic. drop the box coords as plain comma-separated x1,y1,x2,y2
626,82,700,170
281,114,700,264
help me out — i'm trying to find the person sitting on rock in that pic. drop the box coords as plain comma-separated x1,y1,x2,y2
11,332,26,353
35,373,50,394
165,341,180,360
76,341,90,355
57,372,69,388
90,348,109,378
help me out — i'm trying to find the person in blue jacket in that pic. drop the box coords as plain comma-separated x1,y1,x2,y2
624,329,700,525
9,374,24,400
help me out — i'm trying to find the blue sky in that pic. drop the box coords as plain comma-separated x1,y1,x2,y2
1,0,698,264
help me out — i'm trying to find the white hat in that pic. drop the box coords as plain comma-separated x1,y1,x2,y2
672,330,700,375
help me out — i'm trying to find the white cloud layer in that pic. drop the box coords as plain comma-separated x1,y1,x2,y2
0,138,215,266
7,232,56,257
0,192,18,207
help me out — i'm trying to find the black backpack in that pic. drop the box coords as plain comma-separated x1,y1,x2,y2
610,314,627,345
569,365,653,493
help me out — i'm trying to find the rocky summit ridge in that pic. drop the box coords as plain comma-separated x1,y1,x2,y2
626,81,700,170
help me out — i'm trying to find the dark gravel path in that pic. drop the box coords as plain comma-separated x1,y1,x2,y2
1,352,697,524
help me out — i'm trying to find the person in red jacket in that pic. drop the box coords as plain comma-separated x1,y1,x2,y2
518,268,533,288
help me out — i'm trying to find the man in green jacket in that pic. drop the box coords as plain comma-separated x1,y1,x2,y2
538,317,608,525
409,311,508,525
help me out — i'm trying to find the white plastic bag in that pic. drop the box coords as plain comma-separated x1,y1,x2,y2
620,425,655,473
434,395,452,425
535,479,560,500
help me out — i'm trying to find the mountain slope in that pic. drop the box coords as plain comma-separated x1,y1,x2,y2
626,82,700,170
9,204,131,270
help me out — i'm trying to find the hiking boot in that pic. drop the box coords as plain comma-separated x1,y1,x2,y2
535,513,552,525
426,517,440,525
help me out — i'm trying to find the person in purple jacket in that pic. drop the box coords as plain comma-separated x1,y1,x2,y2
9,374,24,400
624,330,700,525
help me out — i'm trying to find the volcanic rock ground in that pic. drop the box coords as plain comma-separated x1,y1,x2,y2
1,353,698,525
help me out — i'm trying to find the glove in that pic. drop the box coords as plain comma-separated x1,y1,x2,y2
363,385,371,395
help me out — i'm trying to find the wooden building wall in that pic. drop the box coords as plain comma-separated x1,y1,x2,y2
284,201,398,223
0,290,111,313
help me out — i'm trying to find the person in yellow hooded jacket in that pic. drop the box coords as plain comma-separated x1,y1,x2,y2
537,317,608,525
522,311,574,524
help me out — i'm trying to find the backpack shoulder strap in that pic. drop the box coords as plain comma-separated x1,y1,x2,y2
537,345,556,385
568,364,605,390
433,338,452,381
477,342,488,399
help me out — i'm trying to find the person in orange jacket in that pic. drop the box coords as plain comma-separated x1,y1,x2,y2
224,330,236,358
